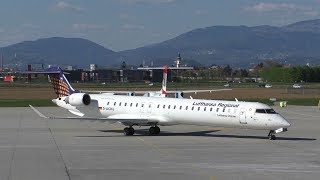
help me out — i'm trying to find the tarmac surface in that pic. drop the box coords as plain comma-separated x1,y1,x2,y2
0,106,319,180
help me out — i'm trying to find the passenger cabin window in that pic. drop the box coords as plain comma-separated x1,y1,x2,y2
149,104,152,108
191,107,194,111
157,104,160,108
216,108,219,112
210,107,212,112
124,103,127,106
114,102,116,106
130,103,133,107
168,105,171,109
119,102,121,106
163,105,166,109
136,103,138,107
198,107,200,111
204,107,206,111
180,106,182,110
222,108,226,112
174,105,176,109
107,102,110,105
186,106,188,110
141,104,144,107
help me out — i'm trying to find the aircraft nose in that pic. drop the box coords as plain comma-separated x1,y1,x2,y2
280,117,291,128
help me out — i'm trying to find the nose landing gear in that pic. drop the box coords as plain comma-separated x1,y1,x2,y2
268,130,276,140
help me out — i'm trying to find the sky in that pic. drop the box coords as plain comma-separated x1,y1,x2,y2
1,0,320,51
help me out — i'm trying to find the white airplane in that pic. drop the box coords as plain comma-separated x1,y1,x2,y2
84,65,230,98
30,67,290,140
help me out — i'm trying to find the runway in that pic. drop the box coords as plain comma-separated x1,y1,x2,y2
0,106,319,180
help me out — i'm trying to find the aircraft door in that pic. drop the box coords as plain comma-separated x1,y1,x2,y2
239,108,247,124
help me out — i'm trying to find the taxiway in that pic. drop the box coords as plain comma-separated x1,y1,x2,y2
0,106,319,180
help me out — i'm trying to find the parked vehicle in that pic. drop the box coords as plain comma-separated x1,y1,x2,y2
293,84,301,88
265,84,272,88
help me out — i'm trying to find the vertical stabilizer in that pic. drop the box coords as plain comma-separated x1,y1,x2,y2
46,67,80,97
161,65,168,96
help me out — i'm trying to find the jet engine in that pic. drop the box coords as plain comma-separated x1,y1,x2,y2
127,92,135,96
174,91,184,99
65,93,91,106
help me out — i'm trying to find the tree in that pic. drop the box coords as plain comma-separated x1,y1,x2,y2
223,65,232,77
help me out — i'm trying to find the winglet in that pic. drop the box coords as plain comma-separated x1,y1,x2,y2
29,105,49,118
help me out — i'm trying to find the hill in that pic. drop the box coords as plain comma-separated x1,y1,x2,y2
119,19,320,67
0,37,118,68
2,19,320,68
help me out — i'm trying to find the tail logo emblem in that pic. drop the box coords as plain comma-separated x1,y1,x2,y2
51,76,70,97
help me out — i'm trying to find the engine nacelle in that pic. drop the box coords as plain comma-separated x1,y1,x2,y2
174,91,184,99
127,92,135,96
65,93,91,106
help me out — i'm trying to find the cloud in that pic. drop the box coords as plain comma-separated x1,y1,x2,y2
194,9,208,15
119,13,131,20
245,2,319,17
72,24,106,31
54,1,84,12
122,24,145,30
246,3,296,13
0,28,5,33
21,23,40,29
120,0,177,5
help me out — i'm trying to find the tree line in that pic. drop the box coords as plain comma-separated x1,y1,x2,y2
259,66,320,83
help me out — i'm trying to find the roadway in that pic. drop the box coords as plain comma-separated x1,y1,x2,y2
0,106,319,180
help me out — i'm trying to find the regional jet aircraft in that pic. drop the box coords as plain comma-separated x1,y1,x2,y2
30,67,290,140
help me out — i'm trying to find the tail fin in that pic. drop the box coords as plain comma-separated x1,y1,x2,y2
46,67,80,97
161,65,168,96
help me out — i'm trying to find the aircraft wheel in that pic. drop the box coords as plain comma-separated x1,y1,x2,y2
149,126,160,135
154,126,160,134
268,130,276,140
129,127,135,135
149,127,156,135
269,134,276,140
124,127,134,136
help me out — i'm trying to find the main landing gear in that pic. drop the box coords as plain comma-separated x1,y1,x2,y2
268,130,276,140
123,126,161,136
123,127,135,136
149,126,160,135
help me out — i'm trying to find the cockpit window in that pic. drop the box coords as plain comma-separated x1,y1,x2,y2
256,109,277,114
256,109,266,113
266,109,277,114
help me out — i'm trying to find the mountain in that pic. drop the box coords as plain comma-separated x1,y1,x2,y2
283,19,320,33
119,19,320,67
0,37,118,68
2,19,320,68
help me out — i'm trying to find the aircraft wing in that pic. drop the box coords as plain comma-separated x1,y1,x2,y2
166,88,232,94
82,90,159,94
83,89,231,95
29,105,166,125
